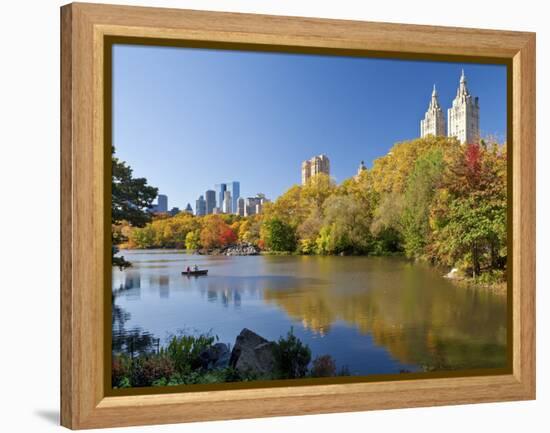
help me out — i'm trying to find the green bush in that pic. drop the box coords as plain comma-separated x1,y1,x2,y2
161,333,216,374
273,328,311,379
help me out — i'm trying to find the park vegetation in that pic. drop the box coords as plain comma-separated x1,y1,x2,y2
112,328,350,388
115,136,507,283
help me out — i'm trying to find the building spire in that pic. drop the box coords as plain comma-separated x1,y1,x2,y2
428,84,441,110
457,69,469,97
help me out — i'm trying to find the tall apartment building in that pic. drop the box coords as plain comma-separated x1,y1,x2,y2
448,70,480,144
214,183,226,210
205,190,216,214
226,181,240,214
420,85,446,138
222,191,232,214
236,197,245,217
195,195,206,216
301,154,330,185
151,194,168,213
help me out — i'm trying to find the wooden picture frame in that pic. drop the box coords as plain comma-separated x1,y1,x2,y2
60,2,536,429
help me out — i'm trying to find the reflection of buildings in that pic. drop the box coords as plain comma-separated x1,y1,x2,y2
205,288,242,308
301,154,330,185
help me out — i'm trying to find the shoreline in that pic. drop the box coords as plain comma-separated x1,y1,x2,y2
116,246,507,291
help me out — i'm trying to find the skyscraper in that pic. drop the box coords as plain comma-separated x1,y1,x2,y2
184,203,193,214
420,84,446,138
205,190,216,214
244,194,269,216
226,181,240,214
448,69,480,144
215,183,227,209
236,197,245,217
301,155,330,185
195,196,206,216
222,191,232,214
151,194,168,213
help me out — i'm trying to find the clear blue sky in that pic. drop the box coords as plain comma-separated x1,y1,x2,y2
113,44,506,211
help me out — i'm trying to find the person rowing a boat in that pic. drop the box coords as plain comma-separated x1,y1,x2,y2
186,266,190,273
193,264,199,272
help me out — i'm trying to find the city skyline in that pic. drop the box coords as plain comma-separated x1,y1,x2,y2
113,45,507,209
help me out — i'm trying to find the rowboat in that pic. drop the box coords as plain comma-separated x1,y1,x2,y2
181,269,208,276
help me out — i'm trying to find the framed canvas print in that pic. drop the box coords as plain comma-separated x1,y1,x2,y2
60,2,536,429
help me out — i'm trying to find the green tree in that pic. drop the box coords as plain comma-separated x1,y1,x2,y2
321,194,372,254
400,149,445,258
112,148,158,268
430,143,507,277
262,218,297,252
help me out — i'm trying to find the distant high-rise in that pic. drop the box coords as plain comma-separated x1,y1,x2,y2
205,190,216,214
195,196,206,216
222,191,232,214
448,69,480,144
244,194,269,216
215,183,227,209
226,181,240,214
420,84,446,138
301,154,330,185
151,194,168,213
236,197,245,217
169,207,180,216
184,203,193,214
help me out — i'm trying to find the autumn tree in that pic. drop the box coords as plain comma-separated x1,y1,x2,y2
430,143,507,277
199,215,237,250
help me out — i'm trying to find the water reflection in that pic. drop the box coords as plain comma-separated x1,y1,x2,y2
112,250,507,374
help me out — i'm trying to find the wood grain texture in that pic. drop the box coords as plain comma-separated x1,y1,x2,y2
60,2,536,429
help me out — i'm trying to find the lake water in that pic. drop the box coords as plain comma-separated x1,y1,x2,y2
112,250,508,376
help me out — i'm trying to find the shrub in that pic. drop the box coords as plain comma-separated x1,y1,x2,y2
130,355,175,387
310,355,337,377
273,328,311,379
161,333,216,374
112,355,131,387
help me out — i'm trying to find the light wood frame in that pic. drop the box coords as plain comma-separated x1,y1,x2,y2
60,2,536,429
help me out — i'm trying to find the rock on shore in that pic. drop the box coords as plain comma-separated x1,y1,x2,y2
229,328,276,375
223,243,260,256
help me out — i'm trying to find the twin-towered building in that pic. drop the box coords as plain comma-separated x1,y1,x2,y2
420,69,480,144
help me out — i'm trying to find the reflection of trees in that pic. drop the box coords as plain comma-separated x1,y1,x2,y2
263,281,507,370
112,279,158,357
